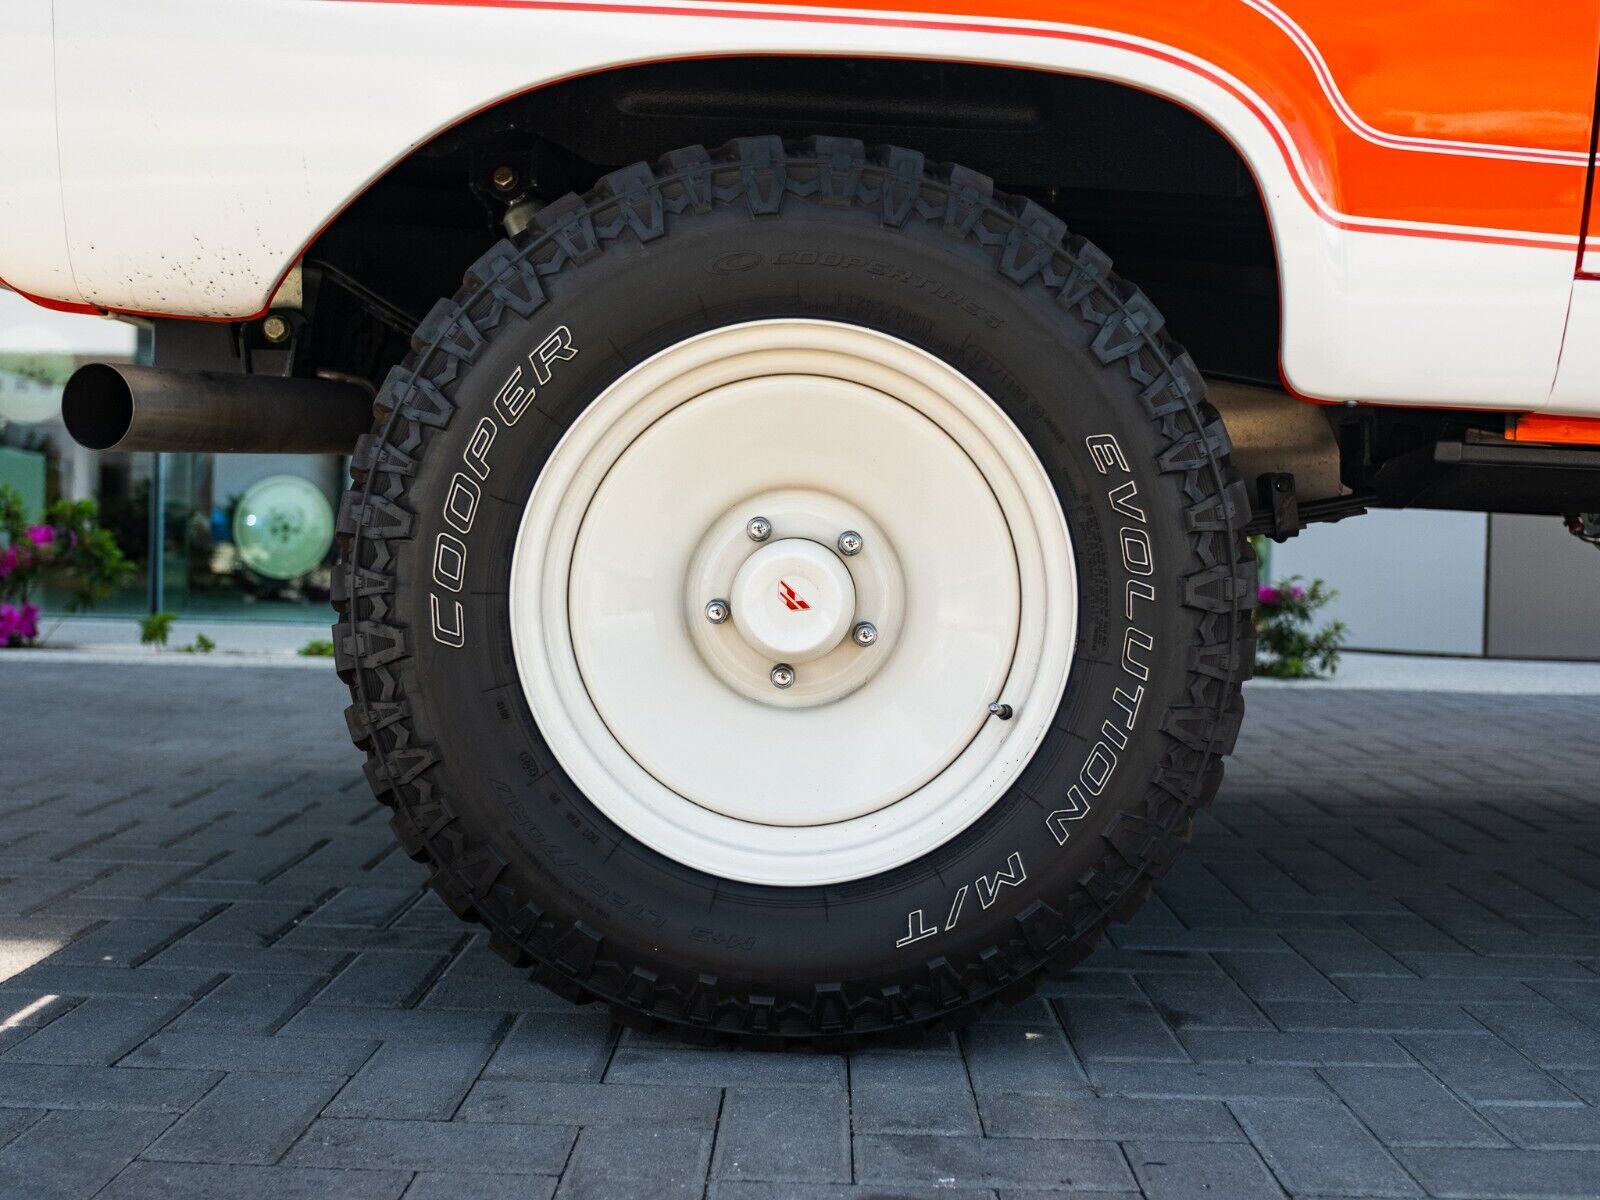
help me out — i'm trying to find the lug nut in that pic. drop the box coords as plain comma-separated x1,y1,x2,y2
852,621,878,647
704,599,730,624
490,164,518,192
746,516,772,542
261,314,291,344
837,530,863,556
770,664,795,690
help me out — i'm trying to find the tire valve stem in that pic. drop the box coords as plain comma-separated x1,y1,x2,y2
988,702,1014,721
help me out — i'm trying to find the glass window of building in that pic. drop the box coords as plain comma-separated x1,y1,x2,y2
0,290,342,625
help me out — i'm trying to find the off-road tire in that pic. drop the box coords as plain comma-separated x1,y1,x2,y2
333,136,1255,1046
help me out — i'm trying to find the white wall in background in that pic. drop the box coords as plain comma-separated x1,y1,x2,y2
1267,509,1488,655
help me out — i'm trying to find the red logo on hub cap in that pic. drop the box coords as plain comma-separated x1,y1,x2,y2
777,580,811,611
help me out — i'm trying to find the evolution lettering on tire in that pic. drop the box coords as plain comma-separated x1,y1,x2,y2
334,137,1255,1045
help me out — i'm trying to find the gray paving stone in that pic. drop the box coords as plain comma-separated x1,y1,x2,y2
0,1110,44,1154
327,1034,502,1119
147,942,349,975
0,1062,221,1112
1552,1069,1600,1105
4,995,185,1065
1346,915,1471,957
0,963,222,999
555,1125,713,1200
287,1117,576,1174
144,1071,345,1164
1397,1032,1582,1106
1400,952,1599,981
421,967,566,1012
460,1080,721,1127
304,886,420,928
1479,1104,1600,1149
711,1086,850,1184
709,1186,998,1200
99,1161,413,1200
164,972,327,1035
1055,995,1187,1063
1230,1098,1422,1196
980,1094,1243,1142
1214,951,1351,1003
14,641,1600,1199
1338,975,1539,1004
1177,1028,1410,1065
0,1109,173,1200
1262,1000,1484,1032
1087,1062,1331,1100
856,1133,1134,1191
124,1029,378,1075
181,901,316,946
279,925,463,954
480,1012,618,1083
1318,1065,1505,1147
960,1024,1094,1097
849,1052,981,1135
311,950,450,1008
1125,1140,1284,1200
606,1043,846,1089
1281,928,1411,977
405,1174,557,1200
1469,1000,1600,1068
1136,970,1271,1031
1396,1146,1600,1198
51,915,204,968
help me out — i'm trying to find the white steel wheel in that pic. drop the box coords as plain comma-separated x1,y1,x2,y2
509,320,1076,885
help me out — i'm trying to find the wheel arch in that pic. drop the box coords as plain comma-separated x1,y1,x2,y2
305,51,1293,388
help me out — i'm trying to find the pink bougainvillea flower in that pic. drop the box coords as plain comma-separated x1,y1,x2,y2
0,545,16,579
25,525,55,547
1257,586,1281,605
0,604,20,645
17,603,39,642
1288,585,1306,600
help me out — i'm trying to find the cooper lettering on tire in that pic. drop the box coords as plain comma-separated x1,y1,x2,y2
335,137,1254,1044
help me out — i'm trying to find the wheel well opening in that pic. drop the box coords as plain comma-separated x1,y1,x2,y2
299,55,1281,389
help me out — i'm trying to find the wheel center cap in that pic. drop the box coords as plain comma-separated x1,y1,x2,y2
730,538,855,664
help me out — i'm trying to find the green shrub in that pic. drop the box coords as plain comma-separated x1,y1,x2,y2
299,638,336,658
138,611,178,648
0,484,135,647
1255,577,1346,679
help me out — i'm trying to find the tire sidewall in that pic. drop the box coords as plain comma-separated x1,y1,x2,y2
392,197,1200,1001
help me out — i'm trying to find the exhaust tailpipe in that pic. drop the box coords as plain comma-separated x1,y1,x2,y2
62,363,373,455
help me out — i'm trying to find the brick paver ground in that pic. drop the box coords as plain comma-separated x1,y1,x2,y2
5,659,1600,1198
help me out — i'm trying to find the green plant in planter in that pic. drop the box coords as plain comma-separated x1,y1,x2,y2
138,611,177,648
1255,577,1347,679
0,484,136,647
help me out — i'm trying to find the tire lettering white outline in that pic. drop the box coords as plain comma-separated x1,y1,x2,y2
430,593,465,648
432,532,468,593
976,852,1027,909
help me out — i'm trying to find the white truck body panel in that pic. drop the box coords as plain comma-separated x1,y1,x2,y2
2,0,1595,413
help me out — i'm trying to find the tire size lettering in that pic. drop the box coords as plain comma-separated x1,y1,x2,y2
896,851,1026,949
428,326,579,648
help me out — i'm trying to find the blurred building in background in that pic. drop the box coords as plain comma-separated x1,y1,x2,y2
0,290,340,624
5,287,1598,655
